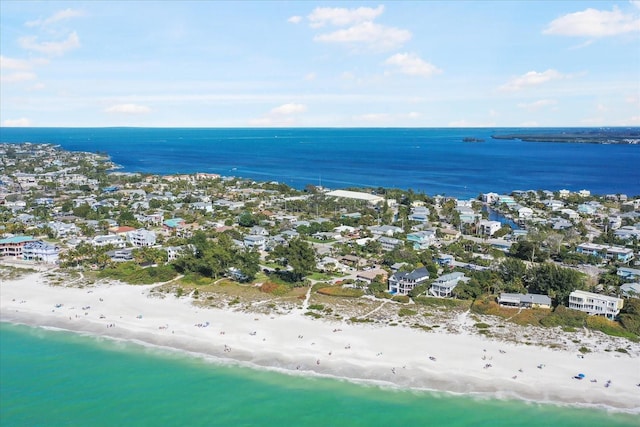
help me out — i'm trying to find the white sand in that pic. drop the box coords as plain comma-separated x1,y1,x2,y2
2,272,639,413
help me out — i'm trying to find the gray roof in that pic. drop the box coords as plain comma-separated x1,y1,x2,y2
499,293,551,306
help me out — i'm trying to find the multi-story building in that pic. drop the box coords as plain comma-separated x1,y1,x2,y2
568,290,624,320
22,241,59,264
388,267,430,295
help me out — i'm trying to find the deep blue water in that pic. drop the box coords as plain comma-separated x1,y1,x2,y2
1,127,638,198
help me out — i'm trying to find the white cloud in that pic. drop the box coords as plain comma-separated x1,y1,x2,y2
308,5,384,28
19,31,80,56
517,99,558,111
270,103,307,115
104,103,151,114
520,121,540,127
632,1,640,10
287,15,302,24
543,6,640,37
304,72,317,81
314,21,411,51
407,112,421,119
500,69,566,92
1,71,37,83
627,115,640,124
384,53,441,77
3,118,31,127
26,8,85,27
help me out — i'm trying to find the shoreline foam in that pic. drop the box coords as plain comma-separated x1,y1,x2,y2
2,272,639,413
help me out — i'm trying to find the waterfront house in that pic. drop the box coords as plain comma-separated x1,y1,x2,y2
568,290,623,320
614,225,640,241
0,235,36,258
22,240,59,264
498,293,552,309
456,206,480,224
356,268,388,285
107,248,134,262
429,272,467,298
388,267,430,295
478,220,502,236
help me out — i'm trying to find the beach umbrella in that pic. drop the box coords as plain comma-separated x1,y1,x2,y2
578,373,585,378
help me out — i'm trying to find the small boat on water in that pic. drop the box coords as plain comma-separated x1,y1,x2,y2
462,137,485,142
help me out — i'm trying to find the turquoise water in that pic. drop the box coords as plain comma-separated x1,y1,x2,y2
1,322,637,426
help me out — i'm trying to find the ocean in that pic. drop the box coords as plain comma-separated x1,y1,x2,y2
1,322,637,427
1,127,639,198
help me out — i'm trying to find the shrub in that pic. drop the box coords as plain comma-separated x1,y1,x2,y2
474,322,491,329
317,286,364,298
398,308,417,317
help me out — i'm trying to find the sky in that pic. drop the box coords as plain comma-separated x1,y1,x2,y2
1,1,639,128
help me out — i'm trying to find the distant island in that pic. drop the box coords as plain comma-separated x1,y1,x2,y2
492,129,640,144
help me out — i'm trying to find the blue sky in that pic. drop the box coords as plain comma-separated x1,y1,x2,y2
1,1,639,127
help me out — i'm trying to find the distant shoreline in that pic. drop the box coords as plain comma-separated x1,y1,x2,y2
492,130,640,144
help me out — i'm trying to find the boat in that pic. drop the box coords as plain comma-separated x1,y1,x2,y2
462,137,485,142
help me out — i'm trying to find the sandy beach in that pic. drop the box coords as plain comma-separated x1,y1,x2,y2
2,272,639,413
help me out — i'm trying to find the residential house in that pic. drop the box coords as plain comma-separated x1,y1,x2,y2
498,293,552,309
92,235,126,248
568,290,623,320
22,240,59,264
0,235,36,258
429,272,467,298
243,235,267,251
478,220,502,236
576,243,634,263
559,208,579,220
614,225,640,241
408,206,430,223
617,267,640,281
369,225,402,237
456,206,480,224
543,199,564,210
378,236,402,252
620,283,640,298
47,221,79,238
435,253,454,266
127,229,157,247
388,267,430,295
107,248,134,262
356,268,388,284
407,230,436,250
439,228,461,241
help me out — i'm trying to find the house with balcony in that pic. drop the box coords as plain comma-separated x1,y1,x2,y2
478,220,502,236
407,230,436,250
378,236,402,252
92,235,126,248
568,290,623,320
22,240,59,264
388,267,430,295
0,235,36,258
429,272,467,298
408,206,430,223
127,229,157,247
576,243,634,263
243,235,267,251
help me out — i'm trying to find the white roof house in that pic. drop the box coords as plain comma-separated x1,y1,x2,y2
568,290,623,320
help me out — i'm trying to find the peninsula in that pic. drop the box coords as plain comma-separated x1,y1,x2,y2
491,128,640,144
